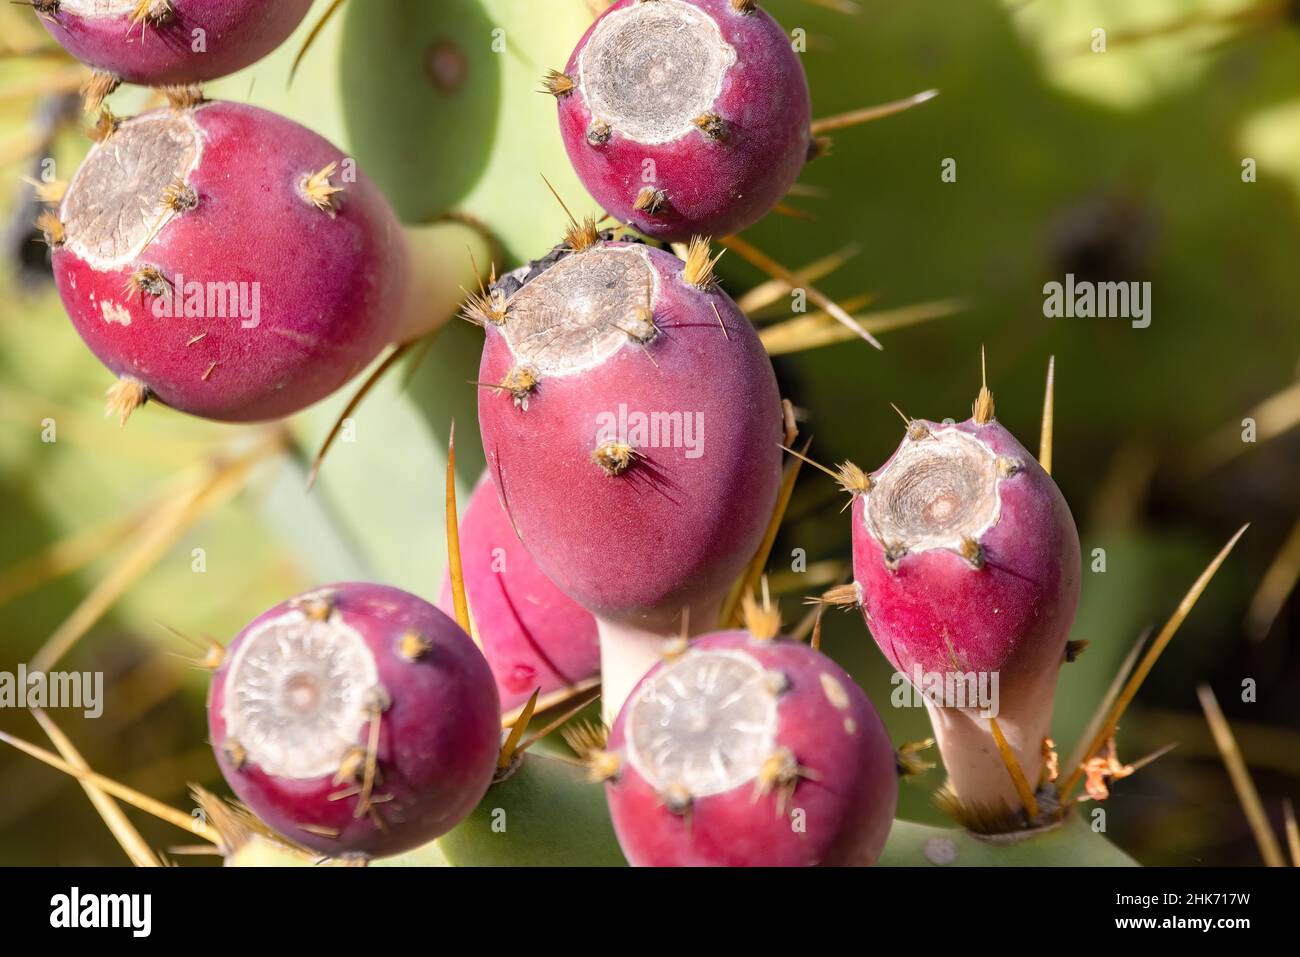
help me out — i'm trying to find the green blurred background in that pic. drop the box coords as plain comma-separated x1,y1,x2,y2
0,0,1297,865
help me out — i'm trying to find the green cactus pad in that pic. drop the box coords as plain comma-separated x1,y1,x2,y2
879,813,1138,867
377,752,627,867
338,0,602,260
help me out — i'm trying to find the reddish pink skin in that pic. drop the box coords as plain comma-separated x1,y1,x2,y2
605,631,898,866
558,0,811,241
39,0,313,85
478,242,783,631
53,101,408,422
438,473,600,712
852,419,1082,697
208,583,500,859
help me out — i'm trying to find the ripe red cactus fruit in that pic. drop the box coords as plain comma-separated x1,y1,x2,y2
548,0,811,241
208,583,500,859
846,386,1081,825
598,626,898,866
47,98,415,423
34,0,312,96
438,472,600,713
475,231,784,719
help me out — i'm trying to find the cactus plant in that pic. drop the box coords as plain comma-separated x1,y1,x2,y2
0,0,1288,874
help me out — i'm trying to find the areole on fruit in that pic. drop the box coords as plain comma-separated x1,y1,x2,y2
475,229,784,722
47,97,486,424
209,583,501,859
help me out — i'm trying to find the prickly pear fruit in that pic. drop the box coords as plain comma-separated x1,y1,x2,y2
475,233,783,717
208,583,500,859
850,401,1080,821
551,0,810,241
36,0,313,87
49,99,412,423
440,473,600,712
601,628,898,866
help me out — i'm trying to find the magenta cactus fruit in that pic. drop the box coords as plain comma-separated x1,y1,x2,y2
34,0,313,90
848,395,1081,820
549,0,811,241
208,583,500,859
475,232,784,717
601,629,898,866
439,473,600,712
48,98,411,423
